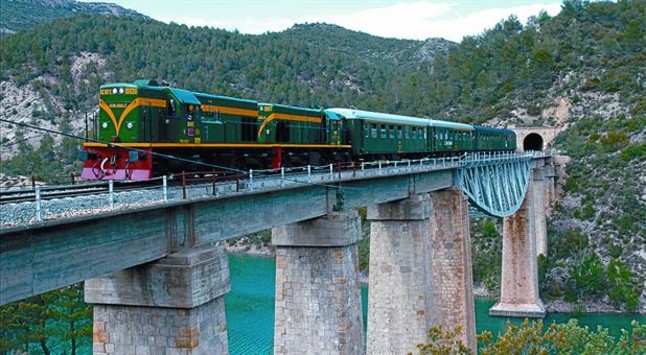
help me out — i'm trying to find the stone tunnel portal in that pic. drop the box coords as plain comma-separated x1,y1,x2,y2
523,133,544,151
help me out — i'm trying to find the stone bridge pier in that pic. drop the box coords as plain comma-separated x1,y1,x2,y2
272,211,365,355
367,189,476,353
85,244,231,354
490,175,547,318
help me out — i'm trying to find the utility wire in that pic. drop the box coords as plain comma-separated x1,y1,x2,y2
0,117,362,190
0,133,43,147
0,117,246,174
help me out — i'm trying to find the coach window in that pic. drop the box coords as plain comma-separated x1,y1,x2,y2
405,126,410,139
397,126,402,138
371,124,377,138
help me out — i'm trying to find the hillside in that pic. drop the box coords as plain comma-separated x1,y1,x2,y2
0,0,644,312
282,23,453,70
0,0,147,35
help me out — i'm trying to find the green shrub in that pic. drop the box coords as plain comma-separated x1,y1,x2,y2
621,144,646,162
606,259,640,311
601,131,629,151
553,229,588,259
609,243,623,258
580,77,600,91
571,252,606,294
580,203,595,220
527,103,542,116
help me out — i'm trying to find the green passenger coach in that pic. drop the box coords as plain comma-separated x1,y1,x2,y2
325,108,431,159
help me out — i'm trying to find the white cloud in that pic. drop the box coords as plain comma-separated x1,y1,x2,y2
157,16,227,28
313,1,456,40
314,1,562,41
431,3,563,41
156,1,563,42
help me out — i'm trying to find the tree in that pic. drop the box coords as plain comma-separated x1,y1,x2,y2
0,283,92,354
48,284,93,355
412,325,471,355
477,319,646,354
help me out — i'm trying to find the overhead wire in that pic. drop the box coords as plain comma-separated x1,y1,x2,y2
0,117,362,190
0,117,246,174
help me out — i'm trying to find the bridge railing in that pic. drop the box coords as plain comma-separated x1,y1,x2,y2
0,151,549,227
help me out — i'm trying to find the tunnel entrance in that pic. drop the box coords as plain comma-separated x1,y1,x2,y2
523,133,544,151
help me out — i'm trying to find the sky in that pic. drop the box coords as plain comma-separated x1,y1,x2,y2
78,0,563,42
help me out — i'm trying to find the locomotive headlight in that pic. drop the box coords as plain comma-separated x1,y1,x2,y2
101,122,108,129
126,122,134,129
119,88,125,94
112,88,117,94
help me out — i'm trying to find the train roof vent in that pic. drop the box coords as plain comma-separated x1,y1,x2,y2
134,79,160,87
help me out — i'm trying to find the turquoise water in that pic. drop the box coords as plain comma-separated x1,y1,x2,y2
226,254,645,354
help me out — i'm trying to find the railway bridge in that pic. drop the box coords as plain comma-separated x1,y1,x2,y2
0,152,557,354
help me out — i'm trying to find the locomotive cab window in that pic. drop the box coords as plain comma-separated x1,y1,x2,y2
168,99,176,116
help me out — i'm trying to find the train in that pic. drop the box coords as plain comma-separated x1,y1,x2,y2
80,79,516,180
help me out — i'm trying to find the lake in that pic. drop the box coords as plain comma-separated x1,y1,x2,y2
226,254,645,354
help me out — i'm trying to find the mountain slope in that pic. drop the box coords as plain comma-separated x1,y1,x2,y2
0,0,147,35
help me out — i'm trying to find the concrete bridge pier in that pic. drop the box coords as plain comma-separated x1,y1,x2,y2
428,189,476,350
366,190,476,353
490,179,546,318
366,194,435,354
272,211,364,355
533,168,548,257
85,245,230,354
544,162,557,215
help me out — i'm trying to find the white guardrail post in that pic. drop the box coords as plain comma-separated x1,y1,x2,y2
109,180,114,210
35,186,42,221
308,165,311,182
249,170,254,190
163,175,168,202
281,167,285,187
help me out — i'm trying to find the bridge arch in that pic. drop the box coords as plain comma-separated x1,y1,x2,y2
523,133,543,151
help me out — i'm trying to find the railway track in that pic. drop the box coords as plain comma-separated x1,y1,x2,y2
0,180,160,205
0,170,247,205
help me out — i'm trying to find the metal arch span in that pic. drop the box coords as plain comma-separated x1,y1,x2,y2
459,153,532,218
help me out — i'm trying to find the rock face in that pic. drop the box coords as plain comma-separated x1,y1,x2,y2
0,51,108,160
1,0,147,34
414,37,454,64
